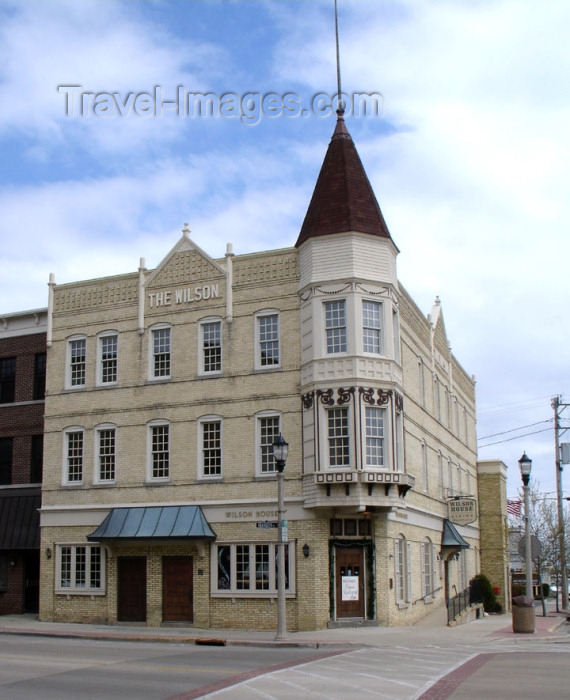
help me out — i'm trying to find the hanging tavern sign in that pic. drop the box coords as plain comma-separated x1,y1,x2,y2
447,497,477,525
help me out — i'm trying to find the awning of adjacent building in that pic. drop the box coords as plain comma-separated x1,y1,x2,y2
87,505,216,542
0,487,41,550
441,519,470,549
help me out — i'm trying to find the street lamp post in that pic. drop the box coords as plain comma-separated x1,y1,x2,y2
519,452,533,599
273,434,289,641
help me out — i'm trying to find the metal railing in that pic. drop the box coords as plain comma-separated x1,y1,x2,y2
447,586,471,624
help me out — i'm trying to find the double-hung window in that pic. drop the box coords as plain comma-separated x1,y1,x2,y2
213,542,293,595
394,536,411,605
0,357,16,403
365,406,385,467
421,539,437,601
328,407,349,468
64,428,84,484
33,352,46,400
151,327,171,379
68,338,86,388
200,418,222,478
362,300,382,354
148,422,169,480
257,312,280,368
31,434,43,483
392,307,401,363
200,319,222,374
96,426,116,483
0,437,13,485
98,333,118,384
257,413,280,474
56,544,104,594
324,300,346,354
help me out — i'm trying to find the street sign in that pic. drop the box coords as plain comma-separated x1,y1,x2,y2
518,535,542,561
256,521,277,529
281,519,288,542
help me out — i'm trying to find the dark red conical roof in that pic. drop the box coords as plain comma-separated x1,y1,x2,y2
295,112,394,247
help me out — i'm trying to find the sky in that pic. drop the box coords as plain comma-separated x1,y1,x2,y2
1,0,569,500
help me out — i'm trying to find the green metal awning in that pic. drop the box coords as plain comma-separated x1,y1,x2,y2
87,505,216,542
441,519,470,549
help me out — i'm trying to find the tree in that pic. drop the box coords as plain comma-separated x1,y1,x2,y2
508,481,570,615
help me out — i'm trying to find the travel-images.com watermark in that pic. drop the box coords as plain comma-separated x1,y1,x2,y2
58,85,384,125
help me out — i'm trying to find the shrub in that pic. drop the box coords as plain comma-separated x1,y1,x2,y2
474,573,499,613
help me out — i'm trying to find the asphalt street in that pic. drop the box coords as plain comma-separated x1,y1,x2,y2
0,604,568,699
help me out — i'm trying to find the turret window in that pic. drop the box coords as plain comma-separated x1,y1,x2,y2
365,406,385,467
362,300,383,354
328,407,349,467
324,300,346,354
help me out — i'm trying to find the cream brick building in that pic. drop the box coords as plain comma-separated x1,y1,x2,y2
39,112,480,630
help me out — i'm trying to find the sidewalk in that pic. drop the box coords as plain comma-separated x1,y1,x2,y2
0,602,567,649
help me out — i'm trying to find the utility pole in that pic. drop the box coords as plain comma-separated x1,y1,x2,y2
552,395,569,610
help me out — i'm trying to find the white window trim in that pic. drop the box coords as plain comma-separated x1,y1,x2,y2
198,317,223,376
421,441,428,493
197,415,223,480
146,419,170,482
418,357,425,407
148,324,171,381
394,409,404,471
392,306,401,363
62,426,85,485
211,541,296,597
438,452,444,500
394,536,411,607
96,331,118,386
55,543,105,595
323,299,347,355
255,410,281,477
65,335,87,390
421,539,435,602
93,423,117,485
324,405,351,470
254,310,281,370
364,405,388,469
361,299,384,356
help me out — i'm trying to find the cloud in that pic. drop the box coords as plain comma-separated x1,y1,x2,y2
0,0,226,157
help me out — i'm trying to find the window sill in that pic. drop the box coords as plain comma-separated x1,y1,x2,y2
145,479,171,486
211,591,295,599
253,366,282,374
55,589,106,596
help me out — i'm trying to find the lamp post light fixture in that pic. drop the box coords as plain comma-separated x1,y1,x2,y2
518,452,533,599
272,434,289,641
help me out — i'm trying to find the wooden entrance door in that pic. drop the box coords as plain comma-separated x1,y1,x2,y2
162,556,193,622
335,547,365,618
117,557,147,622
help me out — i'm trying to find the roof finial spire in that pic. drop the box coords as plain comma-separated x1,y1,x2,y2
334,0,345,116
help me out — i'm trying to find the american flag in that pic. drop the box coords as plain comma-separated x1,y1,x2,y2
507,499,522,517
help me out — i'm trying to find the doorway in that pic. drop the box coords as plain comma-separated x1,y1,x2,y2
335,546,365,618
117,557,147,622
24,552,40,613
162,556,193,623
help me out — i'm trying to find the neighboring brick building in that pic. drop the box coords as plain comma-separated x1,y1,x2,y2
39,112,480,630
477,460,511,612
0,309,46,614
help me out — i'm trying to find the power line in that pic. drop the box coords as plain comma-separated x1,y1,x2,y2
477,419,552,442
478,427,553,449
